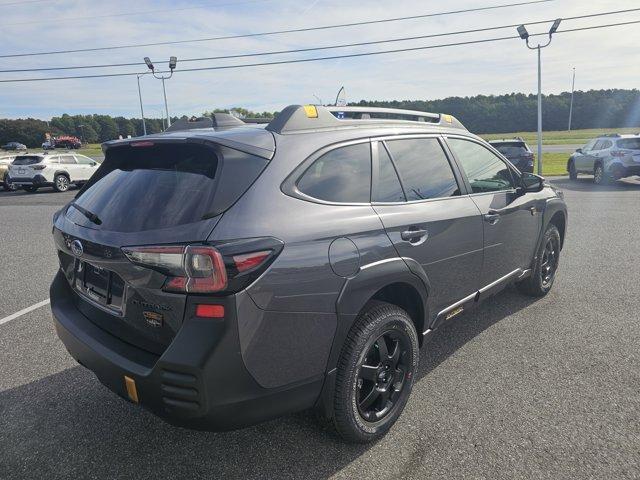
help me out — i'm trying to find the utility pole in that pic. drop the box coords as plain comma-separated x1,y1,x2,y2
568,67,576,131
136,73,147,135
517,19,562,176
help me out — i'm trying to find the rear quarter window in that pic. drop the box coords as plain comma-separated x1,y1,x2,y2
296,142,371,203
617,138,640,150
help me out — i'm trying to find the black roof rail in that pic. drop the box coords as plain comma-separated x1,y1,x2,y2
266,105,466,134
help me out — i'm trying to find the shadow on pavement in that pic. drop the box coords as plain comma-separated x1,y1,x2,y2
0,288,538,480
549,176,640,192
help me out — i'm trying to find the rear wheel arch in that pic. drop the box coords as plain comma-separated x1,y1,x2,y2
54,170,70,180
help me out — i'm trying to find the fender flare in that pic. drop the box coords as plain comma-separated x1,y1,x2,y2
53,170,71,180
315,257,430,417
541,197,568,249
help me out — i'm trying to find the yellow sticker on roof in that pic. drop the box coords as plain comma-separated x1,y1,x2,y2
303,105,318,118
442,114,453,124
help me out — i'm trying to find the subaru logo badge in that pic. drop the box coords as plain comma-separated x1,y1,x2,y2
71,239,84,257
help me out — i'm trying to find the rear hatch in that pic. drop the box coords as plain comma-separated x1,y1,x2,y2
615,138,640,164
492,142,533,169
10,155,44,178
53,137,272,354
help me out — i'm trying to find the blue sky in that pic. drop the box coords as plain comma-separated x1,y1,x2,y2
0,0,637,119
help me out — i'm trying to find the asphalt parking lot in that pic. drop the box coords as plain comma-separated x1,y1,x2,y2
1,178,639,480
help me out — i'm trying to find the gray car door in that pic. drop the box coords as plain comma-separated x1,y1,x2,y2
575,139,598,172
445,136,542,288
371,136,484,315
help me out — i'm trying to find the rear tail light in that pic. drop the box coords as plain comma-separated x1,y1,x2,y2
122,239,283,294
32,164,46,170
123,245,227,293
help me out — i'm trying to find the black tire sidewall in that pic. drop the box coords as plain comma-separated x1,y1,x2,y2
532,225,561,294
569,161,577,180
334,304,419,442
54,174,69,192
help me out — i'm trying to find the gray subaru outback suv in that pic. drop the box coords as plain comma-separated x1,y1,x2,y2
50,105,567,443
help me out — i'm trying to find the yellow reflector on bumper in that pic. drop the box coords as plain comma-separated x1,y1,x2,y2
303,105,318,118
124,375,139,403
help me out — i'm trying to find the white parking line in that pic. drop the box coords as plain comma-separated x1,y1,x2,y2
0,299,50,326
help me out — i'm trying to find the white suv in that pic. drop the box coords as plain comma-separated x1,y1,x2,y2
8,153,100,192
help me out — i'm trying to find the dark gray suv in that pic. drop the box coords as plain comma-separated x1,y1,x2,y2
50,105,567,443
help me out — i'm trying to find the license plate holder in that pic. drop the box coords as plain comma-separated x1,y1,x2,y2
74,259,124,312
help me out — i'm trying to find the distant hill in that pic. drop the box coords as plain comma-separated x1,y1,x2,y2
352,89,640,134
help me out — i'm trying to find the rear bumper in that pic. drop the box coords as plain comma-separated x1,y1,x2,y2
608,163,640,179
9,174,52,186
50,270,322,431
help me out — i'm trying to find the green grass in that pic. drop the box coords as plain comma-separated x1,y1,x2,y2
482,127,640,146
77,144,103,157
538,153,568,176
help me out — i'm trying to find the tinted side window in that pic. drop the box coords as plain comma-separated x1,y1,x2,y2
373,144,405,202
600,140,613,149
59,155,76,165
447,138,515,193
297,143,371,203
385,138,459,201
75,155,94,165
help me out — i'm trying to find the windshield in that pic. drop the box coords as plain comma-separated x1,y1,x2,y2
616,138,640,150
12,156,42,165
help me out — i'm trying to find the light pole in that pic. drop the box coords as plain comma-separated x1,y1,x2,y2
136,73,148,135
517,19,561,176
568,67,576,131
144,56,177,129
78,124,86,144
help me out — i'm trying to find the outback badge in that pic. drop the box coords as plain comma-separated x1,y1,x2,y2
143,311,164,328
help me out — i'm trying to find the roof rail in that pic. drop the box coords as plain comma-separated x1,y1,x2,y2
600,133,621,138
266,105,466,134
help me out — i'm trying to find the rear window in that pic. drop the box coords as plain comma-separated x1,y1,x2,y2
492,143,529,156
13,155,43,165
617,138,640,150
67,143,267,232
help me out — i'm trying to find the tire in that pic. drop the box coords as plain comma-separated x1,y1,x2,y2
53,174,70,192
2,174,17,191
593,163,609,185
517,224,561,297
568,160,578,180
333,301,419,443
22,186,38,192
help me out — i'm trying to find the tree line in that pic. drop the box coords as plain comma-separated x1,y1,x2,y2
1,89,638,147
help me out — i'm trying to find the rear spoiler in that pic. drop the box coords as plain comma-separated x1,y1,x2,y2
165,113,245,132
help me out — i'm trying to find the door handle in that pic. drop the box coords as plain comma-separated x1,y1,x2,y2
483,212,500,225
401,228,429,243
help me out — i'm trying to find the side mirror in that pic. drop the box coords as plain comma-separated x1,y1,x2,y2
91,162,97,166
518,172,544,194
575,148,583,154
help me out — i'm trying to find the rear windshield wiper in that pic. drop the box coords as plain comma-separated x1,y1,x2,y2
68,202,102,225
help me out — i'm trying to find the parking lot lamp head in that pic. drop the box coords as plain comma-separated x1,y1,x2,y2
549,18,562,36
517,25,529,40
169,56,177,71
144,57,154,71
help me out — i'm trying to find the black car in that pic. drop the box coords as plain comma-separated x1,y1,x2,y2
50,106,567,443
1,141,27,151
489,138,535,173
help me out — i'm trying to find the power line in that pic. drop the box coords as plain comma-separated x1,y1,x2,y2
0,0,271,27
0,19,637,84
0,0,53,5
2,7,637,74
0,0,554,58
